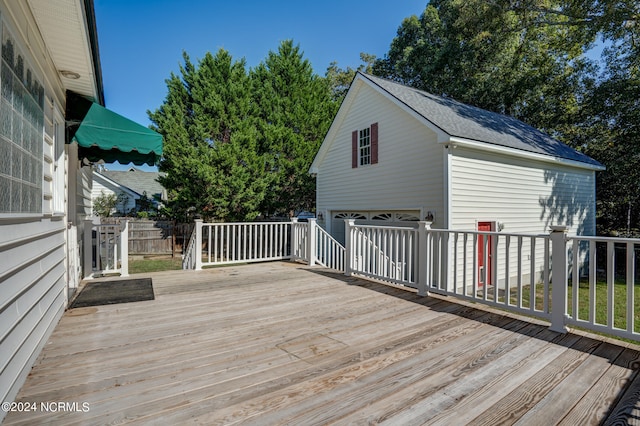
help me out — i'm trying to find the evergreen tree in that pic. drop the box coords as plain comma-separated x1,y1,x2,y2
149,49,268,221
250,40,338,216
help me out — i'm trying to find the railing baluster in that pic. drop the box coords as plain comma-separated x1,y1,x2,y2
627,242,635,334
517,236,523,308
504,235,510,306
589,240,596,324
607,241,615,328
544,237,550,313
572,239,579,320
471,233,479,299
530,238,536,312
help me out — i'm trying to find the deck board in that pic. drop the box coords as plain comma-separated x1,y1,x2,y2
4,261,640,425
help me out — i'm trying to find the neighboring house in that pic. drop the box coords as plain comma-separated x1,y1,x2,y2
310,72,605,245
92,167,167,214
0,0,161,419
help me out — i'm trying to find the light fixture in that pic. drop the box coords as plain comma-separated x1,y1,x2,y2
425,211,435,222
59,70,81,80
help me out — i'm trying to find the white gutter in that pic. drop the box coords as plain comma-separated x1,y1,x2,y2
447,136,605,171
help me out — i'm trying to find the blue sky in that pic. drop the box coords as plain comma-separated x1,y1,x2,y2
93,1,426,169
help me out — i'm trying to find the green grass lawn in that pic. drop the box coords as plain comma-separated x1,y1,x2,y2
128,257,183,274
567,280,640,332
506,279,640,335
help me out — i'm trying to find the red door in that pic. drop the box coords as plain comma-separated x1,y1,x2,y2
477,222,493,286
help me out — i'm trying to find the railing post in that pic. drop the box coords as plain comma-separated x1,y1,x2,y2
290,218,298,261
417,221,432,296
83,218,95,279
195,218,203,271
344,219,355,277
120,220,129,277
550,225,569,333
307,218,317,266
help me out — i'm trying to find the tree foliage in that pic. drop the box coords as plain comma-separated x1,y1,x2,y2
325,53,377,101
93,191,118,218
149,49,267,221
149,41,338,221
372,0,640,235
373,0,596,138
250,40,338,215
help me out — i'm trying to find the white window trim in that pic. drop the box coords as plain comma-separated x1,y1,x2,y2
359,127,371,166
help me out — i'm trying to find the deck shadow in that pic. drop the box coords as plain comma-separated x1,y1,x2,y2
305,268,640,362
306,267,640,422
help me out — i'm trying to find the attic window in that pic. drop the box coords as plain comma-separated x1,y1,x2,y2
351,122,378,168
359,127,371,165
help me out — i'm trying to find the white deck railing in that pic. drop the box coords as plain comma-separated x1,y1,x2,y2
315,224,345,272
196,222,291,268
347,222,415,286
83,219,129,278
181,225,198,270
291,221,309,262
565,235,640,341
425,229,552,321
183,219,346,272
345,221,640,341
182,218,640,342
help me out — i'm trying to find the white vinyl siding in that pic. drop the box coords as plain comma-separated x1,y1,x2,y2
448,147,596,289
0,218,66,409
450,147,596,236
317,82,445,234
92,173,138,215
0,4,72,417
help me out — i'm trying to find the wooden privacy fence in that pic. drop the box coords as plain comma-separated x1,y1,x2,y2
100,219,193,256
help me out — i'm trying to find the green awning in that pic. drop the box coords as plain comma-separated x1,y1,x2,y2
68,92,163,166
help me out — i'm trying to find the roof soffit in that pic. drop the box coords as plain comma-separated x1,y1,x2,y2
26,0,101,102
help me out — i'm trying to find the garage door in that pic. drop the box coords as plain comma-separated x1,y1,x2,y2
330,211,421,245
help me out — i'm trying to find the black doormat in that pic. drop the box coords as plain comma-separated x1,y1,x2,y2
70,278,154,309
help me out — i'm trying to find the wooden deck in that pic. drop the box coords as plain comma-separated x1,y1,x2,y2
4,262,640,425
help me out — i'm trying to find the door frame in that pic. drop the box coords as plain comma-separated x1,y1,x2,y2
477,221,496,287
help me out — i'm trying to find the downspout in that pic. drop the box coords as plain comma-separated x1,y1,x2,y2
443,143,453,229
443,143,453,291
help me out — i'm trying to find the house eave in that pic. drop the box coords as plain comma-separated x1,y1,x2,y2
309,73,450,174
93,172,141,198
26,0,104,104
447,136,606,172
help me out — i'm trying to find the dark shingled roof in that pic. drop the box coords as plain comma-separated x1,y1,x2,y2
98,168,166,201
360,73,603,168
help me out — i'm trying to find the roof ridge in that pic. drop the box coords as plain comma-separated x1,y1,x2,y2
357,72,602,168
